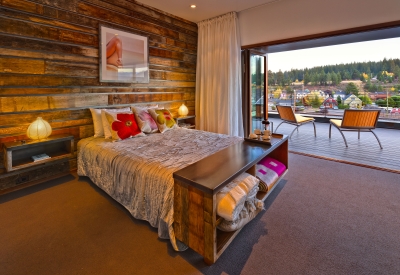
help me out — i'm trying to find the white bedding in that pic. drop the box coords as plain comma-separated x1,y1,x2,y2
77,128,242,251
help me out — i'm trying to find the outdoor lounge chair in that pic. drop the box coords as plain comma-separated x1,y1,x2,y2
275,105,316,139
329,109,382,149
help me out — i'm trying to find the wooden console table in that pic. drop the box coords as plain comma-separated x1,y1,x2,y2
173,135,288,264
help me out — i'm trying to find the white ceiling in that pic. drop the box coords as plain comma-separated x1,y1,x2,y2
140,0,280,23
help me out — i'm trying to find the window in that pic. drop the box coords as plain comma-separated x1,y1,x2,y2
243,23,400,124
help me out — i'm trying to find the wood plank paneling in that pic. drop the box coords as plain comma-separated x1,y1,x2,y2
0,57,45,74
0,94,108,112
0,6,97,34
0,48,98,65
0,0,197,190
80,0,197,37
0,34,98,57
0,16,98,46
0,86,195,95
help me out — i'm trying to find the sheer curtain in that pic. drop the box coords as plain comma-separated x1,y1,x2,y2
195,12,244,137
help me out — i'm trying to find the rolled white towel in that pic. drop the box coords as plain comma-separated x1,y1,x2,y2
216,172,259,221
217,199,264,232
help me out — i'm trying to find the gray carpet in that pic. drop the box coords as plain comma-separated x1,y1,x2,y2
1,153,400,275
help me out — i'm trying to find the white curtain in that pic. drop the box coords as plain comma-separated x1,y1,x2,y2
195,12,244,137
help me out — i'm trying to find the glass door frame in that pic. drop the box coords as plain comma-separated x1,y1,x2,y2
242,49,268,137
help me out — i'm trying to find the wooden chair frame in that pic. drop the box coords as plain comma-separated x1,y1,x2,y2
329,109,382,149
275,105,316,139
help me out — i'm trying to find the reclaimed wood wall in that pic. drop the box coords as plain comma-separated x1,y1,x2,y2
0,0,197,190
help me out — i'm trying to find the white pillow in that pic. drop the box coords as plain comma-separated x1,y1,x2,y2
101,107,131,139
90,108,105,137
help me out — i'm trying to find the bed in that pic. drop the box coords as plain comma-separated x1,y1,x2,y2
77,127,242,251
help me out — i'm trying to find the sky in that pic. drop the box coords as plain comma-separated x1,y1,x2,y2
268,37,400,73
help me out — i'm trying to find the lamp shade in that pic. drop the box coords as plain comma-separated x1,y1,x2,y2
27,117,52,140
178,104,189,116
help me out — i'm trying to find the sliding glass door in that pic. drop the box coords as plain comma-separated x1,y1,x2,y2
249,52,267,133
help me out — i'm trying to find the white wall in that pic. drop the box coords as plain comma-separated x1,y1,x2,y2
238,0,400,46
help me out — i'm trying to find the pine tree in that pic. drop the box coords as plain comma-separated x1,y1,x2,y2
345,82,359,95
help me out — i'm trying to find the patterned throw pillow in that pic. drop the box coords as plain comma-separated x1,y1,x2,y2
148,108,177,133
90,107,131,138
104,111,145,141
101,107,131,139
131,106,159,133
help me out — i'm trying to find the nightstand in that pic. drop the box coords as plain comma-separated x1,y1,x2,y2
175,115,195,129
3,134,74,172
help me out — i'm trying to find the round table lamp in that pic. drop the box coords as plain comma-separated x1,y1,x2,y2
27,117,52,140
178,103,189,116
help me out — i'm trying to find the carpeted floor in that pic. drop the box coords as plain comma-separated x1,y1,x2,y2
1,153,400,275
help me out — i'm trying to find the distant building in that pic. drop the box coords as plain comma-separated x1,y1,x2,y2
280,90,287,99
344,94,362,108
295,90,310,99
322,96,338,108
323,90,333,98
334,91,347,100
369,92,388,100
371,77,378,82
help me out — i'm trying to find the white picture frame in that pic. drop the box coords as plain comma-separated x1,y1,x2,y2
99,26,149,83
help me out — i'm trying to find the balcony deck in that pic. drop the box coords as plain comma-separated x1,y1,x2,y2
260,118,400,173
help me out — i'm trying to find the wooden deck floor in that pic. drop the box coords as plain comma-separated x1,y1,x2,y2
258,118,400,173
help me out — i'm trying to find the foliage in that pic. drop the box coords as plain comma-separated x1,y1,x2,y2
360,73,369,82
336,95,342,104
388,97,396,107
276,70,284,86
358,95,372,105
304,72,311,85
273,88,282,99
331,72,338,85
267,58,400,87
375,99,386,107
376,98,397,107
302,91,324,107
338,104,349,109
308,95,323,108
345,82,359,95
351,70,360,80
390,96,400,107
364,79,372,91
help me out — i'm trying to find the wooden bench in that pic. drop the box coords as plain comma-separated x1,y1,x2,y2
173,135,288,264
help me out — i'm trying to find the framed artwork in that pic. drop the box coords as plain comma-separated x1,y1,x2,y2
99,26,149,83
